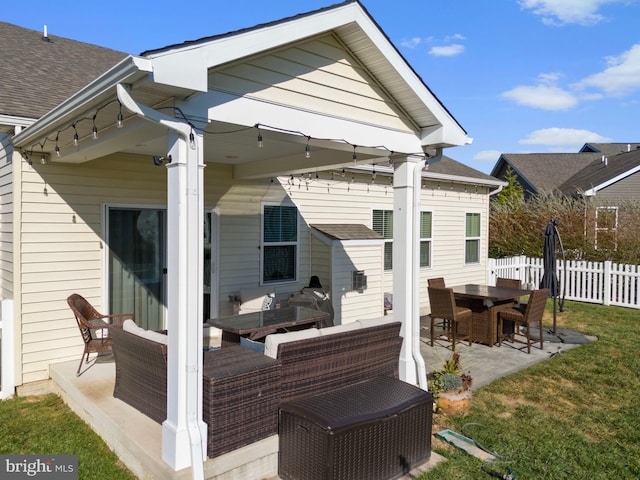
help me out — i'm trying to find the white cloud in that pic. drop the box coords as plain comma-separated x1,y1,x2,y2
400,37,422,49
501,84,578,110
473,150,503,163
574,44,640,96
519,128,613,150
519,0,623,26
428,44,465,57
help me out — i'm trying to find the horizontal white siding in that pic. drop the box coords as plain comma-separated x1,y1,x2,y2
0,136,14,299
209,34,415,133
16,155,491,383
18,154,167,383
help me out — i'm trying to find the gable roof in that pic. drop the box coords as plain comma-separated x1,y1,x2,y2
491,143,640,198
579,143,640,156
491,152,600,195
13,1,471,167
0,22,127,125
559,148,640,196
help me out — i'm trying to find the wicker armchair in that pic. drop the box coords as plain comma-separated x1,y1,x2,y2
428,277,446,288
427,286,472,350
498,288,549,353
67,293,133,376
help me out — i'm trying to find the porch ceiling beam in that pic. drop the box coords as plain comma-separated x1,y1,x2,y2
199,90,424,155
233,147,385,179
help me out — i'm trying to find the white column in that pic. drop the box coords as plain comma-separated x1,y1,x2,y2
162,130,207,474
392,155,423,385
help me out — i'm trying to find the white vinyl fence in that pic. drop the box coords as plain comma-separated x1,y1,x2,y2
488,255,640,309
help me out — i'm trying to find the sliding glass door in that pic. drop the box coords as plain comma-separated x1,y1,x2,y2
108,207,167,331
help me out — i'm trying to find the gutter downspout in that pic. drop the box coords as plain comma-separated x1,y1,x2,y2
117,84,206,480
411,148,441,391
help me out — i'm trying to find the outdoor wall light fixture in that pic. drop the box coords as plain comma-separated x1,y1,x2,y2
152,155,172,166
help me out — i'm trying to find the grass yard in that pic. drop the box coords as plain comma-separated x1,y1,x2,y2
420,300,640,479
0,394,135,480
0,300,638,480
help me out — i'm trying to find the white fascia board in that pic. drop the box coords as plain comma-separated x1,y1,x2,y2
204,91,422,154
583,165,640,196
0,114,34,131
424,171,506,188
146,3,362,92
13,56,152,148
348,164,506,189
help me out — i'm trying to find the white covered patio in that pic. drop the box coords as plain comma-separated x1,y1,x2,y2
14,2,471,477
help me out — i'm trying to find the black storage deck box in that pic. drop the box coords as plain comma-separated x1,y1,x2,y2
278,376,433,480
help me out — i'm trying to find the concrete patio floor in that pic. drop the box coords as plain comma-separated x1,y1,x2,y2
46,318,592,480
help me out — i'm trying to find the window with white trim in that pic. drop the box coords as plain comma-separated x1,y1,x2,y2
262,204,298,283
372,209,393,270
465,212,481,264
420,211,432,267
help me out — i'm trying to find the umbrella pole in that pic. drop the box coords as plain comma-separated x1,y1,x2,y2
553,295,557,336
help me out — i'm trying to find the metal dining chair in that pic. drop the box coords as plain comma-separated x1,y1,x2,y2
427,286,473,350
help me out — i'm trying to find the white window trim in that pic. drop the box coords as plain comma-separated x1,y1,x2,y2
420,210,433,269
464,211,482,265
371,207,393,271
260,202,299,285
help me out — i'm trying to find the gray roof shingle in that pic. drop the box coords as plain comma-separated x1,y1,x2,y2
0,22,127,121
311,224,383,241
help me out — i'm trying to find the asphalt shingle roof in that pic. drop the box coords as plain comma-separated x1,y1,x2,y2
311,224,383,241
0,22,127,121
558,148,640,194
498,152,601,193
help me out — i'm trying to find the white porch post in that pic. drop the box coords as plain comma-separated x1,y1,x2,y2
392,155,424,385
162,129,208,474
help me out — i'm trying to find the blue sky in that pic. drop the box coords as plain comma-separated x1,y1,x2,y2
4,0,640,173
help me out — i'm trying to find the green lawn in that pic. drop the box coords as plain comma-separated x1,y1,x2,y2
0,394,135,480
1,300,638,480
419,300,640,480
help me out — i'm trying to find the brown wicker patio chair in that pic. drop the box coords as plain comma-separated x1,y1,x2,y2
495,277,521,289
67,293,133,376
497,288,549,353
428,277,446,288
427,286,472,350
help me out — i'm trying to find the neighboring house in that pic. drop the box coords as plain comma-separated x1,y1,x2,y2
1,1,503,473
491,143,640,201
491,143,640,252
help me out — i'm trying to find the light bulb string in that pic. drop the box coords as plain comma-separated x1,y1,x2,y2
21,101,433,162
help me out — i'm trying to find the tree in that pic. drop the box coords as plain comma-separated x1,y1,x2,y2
494,166,524,205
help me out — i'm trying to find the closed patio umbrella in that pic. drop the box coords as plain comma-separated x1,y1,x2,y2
540,220,560,334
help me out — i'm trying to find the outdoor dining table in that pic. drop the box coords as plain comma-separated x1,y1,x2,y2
208,305,331,347
450,284,531,346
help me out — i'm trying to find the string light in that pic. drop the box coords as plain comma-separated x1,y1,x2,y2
305,137,311,158
117,102,123,128
189,129,197,150
40,145,46,165
352,145,357,164
55,134,60,157
256,125,263,148
72,123,79,146
91,114,98,140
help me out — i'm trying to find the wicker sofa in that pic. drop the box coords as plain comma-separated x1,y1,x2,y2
111,317,411,459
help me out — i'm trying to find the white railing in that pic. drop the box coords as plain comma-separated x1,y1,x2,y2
488,255,640,309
